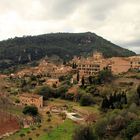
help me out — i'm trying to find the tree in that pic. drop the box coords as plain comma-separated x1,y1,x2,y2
15,99,20,104
80,94,93,106
125,120,140,140
88,76,93,85
35,86,51,100
30,74,37,81
23,106,38,116
72,62,77,69
81,76,85,86
137,85,140,98
121,92,127,104
98,69,113,84
101,96,109,110
63,60,66,65
77,72,80,82
59,76,65,82
73,125,96,140
20,79,27,88
95,118,107,138
20,133,25,137
109,94,114,109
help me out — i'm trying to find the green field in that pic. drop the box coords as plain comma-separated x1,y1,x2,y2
38,119,76,140
3,98,99,140
3,119,76,140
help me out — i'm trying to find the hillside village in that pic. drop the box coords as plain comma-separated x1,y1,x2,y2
0,52,140,140
1,0,140,139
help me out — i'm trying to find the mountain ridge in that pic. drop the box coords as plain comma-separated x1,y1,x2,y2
0,32,136,70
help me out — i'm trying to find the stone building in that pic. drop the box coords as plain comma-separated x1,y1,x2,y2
129,56,140,70
46,78,60,87
108,57,131,74
50,66,72,78
75,52,109,77
19,94,43,108
72,51,140,77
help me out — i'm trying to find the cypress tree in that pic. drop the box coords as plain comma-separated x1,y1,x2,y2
77,72,80,82
124,93,127,104
81,76,85,87
137,85,140,98
101,96,109,109
109,94,114,109
88,76,93,85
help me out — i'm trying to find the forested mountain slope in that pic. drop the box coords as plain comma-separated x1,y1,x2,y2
0,32,135,70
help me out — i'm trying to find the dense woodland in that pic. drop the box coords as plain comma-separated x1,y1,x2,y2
0,32,135,70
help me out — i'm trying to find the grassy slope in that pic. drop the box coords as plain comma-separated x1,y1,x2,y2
4,119,75,140
38,119,76,140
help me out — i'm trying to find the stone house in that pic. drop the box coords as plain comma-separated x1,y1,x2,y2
19,94,43,108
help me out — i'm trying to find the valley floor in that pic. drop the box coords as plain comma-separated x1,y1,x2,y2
2,99,100,140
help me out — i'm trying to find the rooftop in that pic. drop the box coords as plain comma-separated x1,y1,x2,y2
19,93,42,99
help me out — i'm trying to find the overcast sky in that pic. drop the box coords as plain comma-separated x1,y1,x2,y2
0,0,140,53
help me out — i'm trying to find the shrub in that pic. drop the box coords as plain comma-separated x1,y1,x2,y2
46,111,50,114
59,112,66,120
31,127,36,131
37,124,42,128
35,86,51,100
23,106,38,116
19,133,25,137
137,85,140,98
125,120,140,140
15,99,20,103
95,118,108,138
98,69,113,84
73,125,96,140
65,93,74,100
80,93,93,106
27,131,31,134
36,133,40,137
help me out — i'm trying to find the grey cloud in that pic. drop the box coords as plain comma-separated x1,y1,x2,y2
0,0,83,20
119,40,140,54
85,0,119,21
0,0,140,54
125,46,140,54
43,0,83,19
123,40,140,47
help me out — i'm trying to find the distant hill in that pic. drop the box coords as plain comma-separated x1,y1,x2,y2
0,32,136,70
